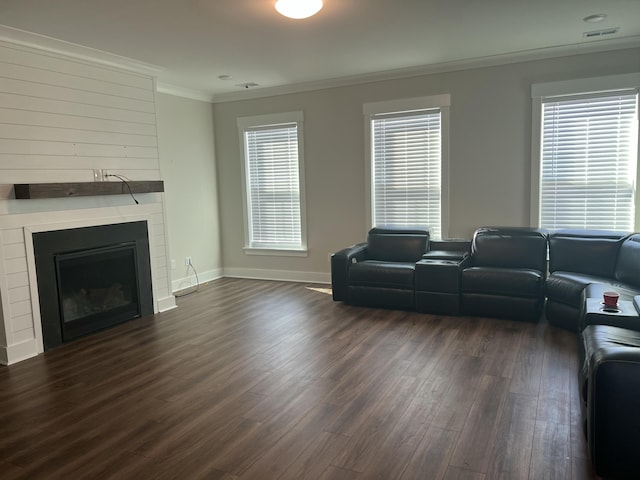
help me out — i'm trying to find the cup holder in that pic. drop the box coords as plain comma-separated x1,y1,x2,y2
601,306,621,314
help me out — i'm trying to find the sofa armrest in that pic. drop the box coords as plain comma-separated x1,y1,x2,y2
331,243,367,301
424,240,471,261
458,255,473,270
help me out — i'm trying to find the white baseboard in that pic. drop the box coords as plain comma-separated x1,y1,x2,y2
156,295,177,312
171,268,224,294
1,338,38,365
222,268,330,284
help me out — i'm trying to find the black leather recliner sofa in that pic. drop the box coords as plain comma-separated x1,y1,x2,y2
461,227,548,322
331,227,429,309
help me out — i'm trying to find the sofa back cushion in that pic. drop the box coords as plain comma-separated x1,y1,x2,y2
367,227,429,262
549,230,627,278
471,227,548,272
615,234,640,289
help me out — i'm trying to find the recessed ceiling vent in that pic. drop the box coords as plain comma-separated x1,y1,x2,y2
236,82,260,89
583,27,619,38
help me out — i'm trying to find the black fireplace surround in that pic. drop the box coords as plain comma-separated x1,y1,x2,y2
33,221,153,350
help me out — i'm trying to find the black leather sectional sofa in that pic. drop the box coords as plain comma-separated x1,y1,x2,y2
331,226,640,479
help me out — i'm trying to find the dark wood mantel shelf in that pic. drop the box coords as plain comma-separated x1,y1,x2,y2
14,181,164,199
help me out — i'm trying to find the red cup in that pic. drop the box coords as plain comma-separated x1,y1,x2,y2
603,291,619,308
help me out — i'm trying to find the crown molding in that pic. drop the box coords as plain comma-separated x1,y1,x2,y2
1,23,637,104
156,82,214,102
0,24,163,77
211,35,640,103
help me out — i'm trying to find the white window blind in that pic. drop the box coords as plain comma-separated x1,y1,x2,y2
244,123,303,249
372,109,442,238
540,90,638,231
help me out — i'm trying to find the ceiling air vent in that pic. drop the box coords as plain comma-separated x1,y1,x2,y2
584,27,619,38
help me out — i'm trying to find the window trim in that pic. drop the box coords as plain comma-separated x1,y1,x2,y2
237,111,308,256
530,73,640,230
363,94,451,239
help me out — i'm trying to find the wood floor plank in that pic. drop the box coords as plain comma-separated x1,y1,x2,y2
210,385,327,475
536,328,576,425
449,374,509,473
571,455,596,480
318,465,362,480
356,395,440,479
324,372,420,438
239,402,342,479
399,426,459,480
508,322,545,396
0,279,598,480
428,354,484,431
475,321,524,378
277,431,350,480
485,393,537,480
0,460,26,480
529,420,572,480
442,466,486,480
330,376,421,472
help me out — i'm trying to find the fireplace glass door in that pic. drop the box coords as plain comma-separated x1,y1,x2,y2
56,243,140,342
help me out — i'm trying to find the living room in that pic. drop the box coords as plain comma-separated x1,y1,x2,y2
0,1,639,478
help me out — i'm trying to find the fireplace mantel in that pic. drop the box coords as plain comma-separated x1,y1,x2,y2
14,181,164,199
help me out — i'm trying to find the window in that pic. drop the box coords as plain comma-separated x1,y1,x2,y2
238,112,306,253
364,95,450,239
532,74,640,231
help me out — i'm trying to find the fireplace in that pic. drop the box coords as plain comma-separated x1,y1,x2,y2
33,221,154,350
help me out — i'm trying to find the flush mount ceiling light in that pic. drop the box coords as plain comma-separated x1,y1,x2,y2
275,0,323,19
583,13,607,23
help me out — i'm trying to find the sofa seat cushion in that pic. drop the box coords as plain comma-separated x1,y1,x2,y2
462,267,543,298
348,261,415,288
547,272,637,308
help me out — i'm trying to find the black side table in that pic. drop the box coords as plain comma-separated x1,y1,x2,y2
415,257,467,315
583,298,640,331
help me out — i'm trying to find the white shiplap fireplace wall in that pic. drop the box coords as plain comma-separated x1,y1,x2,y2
0,28,176,364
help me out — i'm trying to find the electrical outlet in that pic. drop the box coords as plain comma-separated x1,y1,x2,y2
93,169,103,182
171,259,176,269
184,256,192,266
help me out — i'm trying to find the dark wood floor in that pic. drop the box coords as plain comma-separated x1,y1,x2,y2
0,278,598,479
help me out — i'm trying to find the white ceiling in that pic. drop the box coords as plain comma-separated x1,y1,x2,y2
0,0,639,101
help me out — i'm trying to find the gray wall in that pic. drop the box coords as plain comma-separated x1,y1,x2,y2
156,93,222,290
213,48,640,281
